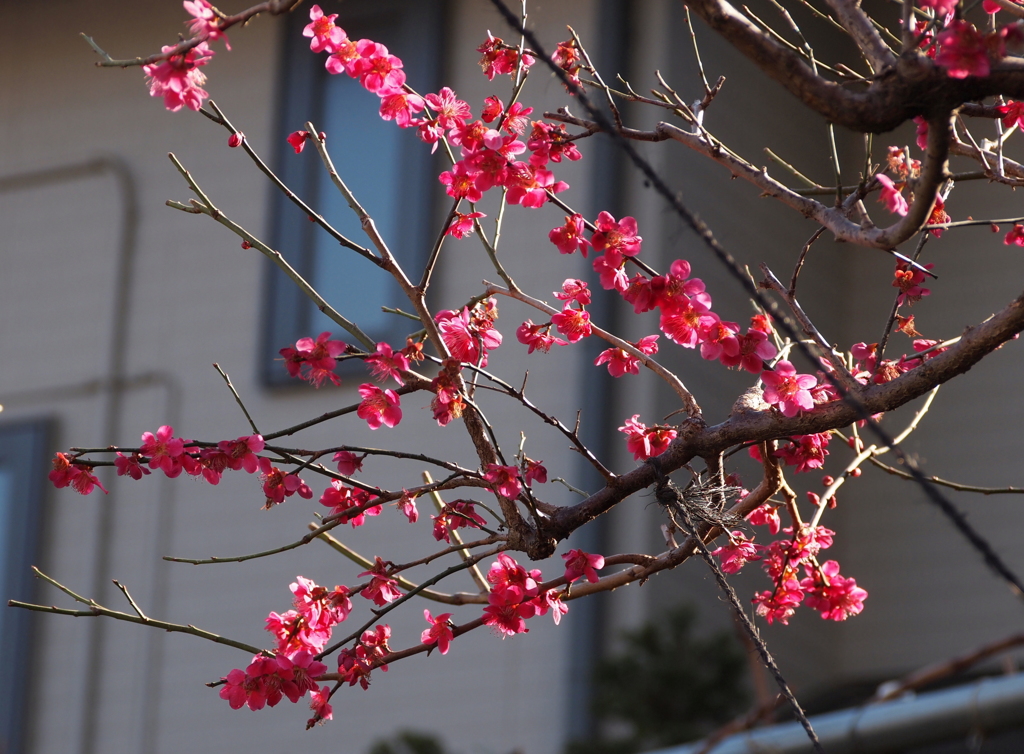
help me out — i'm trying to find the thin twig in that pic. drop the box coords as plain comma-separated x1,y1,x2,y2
80,0,303,67
423,471,491,593
213,363,260,435
165,153,375,349
12,567,265,655
200,101,376,261
869,457,1024,495
485,281,701,417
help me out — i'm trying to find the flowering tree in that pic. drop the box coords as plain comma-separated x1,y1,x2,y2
17,0,1024,747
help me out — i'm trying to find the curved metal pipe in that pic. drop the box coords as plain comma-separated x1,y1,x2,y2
648,673,1024,754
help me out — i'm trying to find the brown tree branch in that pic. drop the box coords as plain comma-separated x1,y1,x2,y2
545,287,1024,542
81,0,304,68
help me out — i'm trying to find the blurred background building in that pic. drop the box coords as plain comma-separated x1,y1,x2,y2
2,1,1023,753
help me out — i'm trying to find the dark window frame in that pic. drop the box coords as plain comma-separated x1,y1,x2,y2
261,1,447,386
0,417,52,754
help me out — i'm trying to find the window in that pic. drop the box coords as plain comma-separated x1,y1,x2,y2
0,418,51,754
261,1,446,384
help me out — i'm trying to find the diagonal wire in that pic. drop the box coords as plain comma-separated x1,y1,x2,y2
487,0,1024,601
650,459,824,754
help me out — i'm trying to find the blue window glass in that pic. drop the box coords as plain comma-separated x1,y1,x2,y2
262,1,445,384
0,418,51,754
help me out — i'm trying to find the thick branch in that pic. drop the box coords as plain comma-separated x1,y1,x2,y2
822,0,895,74
684,0,1024,132
545,288,1024,541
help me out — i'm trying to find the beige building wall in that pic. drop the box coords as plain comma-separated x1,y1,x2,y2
0,2,602,753
3,1,1023,753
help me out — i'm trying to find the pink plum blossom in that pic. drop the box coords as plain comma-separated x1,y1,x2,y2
551,304,592,343
424,87,471,131
445,211,486,239
562,549,605,583
761,361,817,417
936,21,991,78
320,481,381,526
364,342,410,385
143,42,213,112
358,557,402,606
711,532,762,574
484,464,523,498
549,214,591,256
356,384,402,429
378,89,424,128
516,320,568,353
354,40,405,93
184,0,230,48
619,415,678,460
432,500,487,542
591,211,642,256
302,5,346,53
801,560,868,620
115,452,151,480
875,174,908,216
333,450,364,476
140,425,186,476
421,610,454,654
555,279,592,306
477,33,535,80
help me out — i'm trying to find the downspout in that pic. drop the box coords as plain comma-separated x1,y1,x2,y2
0,158,174,754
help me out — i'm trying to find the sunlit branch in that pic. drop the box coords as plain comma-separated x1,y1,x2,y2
165,155,375,349
80,0,304,68
10,567,264,655
199,101,376,261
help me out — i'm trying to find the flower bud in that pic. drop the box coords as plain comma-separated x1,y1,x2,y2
227,132,244,148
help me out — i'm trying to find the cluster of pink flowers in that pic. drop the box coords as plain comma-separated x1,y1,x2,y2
482,554,567,635
143,41,214,112
222,575,355,723
300,6,578,207
430,359,467,426
618,415,679,461
477,33,535,80
562,549,605,583
935,20,999,79
436,298,502,367
219,651,327,716
892,261,933,306
302,6,426,127
551,39,585,88
543,221,782,379
761,360,820,417
753,433,833,473
52,425,279,496
775,432,832,473
432,499,488,543
722,518,867,624
320,481,381,526
595,335,660,377
279,331,347,387
49,453,107,495
266,576,352,656
711,532,762,574
437,113,570,209
336,624,392,690
358,557,403,607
